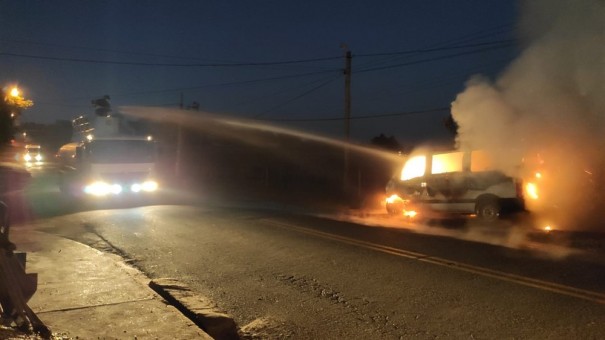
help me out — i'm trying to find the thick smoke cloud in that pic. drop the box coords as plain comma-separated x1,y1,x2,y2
451,0,605,229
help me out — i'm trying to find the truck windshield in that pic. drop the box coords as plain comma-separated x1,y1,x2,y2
87,140,155,163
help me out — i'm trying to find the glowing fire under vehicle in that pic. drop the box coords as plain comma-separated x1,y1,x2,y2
385,149,525,221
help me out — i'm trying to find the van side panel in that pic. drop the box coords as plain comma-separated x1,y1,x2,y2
391,150,524,216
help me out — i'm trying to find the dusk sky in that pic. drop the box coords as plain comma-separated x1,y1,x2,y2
1,1,518,145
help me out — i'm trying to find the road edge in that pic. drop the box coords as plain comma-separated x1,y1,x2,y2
149,278,239,340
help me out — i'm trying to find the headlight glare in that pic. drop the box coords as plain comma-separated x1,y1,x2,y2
84,181,111,196
142,180,158,192
111,184,123,194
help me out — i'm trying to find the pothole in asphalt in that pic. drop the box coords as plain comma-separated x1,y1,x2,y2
275,274,349,306
239,316,297,339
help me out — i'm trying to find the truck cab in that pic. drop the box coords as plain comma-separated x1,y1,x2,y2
58,114,160,199
59,136,158,198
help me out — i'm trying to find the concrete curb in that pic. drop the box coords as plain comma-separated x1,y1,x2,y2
149,278,239,340
14,229,212,339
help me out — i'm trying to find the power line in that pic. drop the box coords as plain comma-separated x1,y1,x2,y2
231,73,339,110
258,107,450,122
355,39,513,58
64,69,341,101
356,44,513,74
254,75,340,118
353,24,514,70
1,38,514,69
59,42,511,101
0,38,235,63
0,51,342,67
362,55,512,102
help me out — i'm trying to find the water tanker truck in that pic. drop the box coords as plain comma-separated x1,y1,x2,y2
57,113,159,199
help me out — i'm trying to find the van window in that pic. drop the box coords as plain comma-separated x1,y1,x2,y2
431,152,463,174
470,150,495,172
401,155,426,180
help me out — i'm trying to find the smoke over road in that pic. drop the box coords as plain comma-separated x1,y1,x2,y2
451,0,605,230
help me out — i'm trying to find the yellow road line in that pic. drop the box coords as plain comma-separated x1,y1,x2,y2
264,219,605,304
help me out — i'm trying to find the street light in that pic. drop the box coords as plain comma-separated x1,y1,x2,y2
10,87,20,98
4,84,33,110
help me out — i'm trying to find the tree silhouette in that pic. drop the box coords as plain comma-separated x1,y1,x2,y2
0,92,13,145
370,133,401,152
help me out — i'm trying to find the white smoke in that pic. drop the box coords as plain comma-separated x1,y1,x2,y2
452,0,605,229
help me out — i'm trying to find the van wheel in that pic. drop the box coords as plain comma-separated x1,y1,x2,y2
476,199,500,221
386,202,403,216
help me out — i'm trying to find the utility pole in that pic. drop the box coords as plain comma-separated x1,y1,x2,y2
344,49,352,141
175,93,184,180
343,47,352,191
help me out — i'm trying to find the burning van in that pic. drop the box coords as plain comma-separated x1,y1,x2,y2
385,149,525,221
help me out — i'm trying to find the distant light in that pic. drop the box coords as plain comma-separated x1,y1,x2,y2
147,135,153,141
10,87,20,97
535,172,542,179
86,134,94,141
544,225,553,232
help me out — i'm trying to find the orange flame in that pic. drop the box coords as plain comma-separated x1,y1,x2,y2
403,210,417,218
525,182,539,200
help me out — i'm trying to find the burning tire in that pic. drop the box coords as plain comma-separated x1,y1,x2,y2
476,197,500,221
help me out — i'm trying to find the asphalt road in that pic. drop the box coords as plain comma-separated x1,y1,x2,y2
23,201,603,339
16,169,605,338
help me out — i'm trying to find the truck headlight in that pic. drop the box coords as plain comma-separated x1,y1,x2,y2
35,154,42,162
131,180,158,193
23,154,32,162
84,181,111,196
142,180,158,192
85,182,123,196
110,184,123,194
